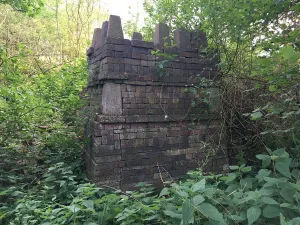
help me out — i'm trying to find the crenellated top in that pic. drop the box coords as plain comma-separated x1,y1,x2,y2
88,15,208,57
86,15,218,86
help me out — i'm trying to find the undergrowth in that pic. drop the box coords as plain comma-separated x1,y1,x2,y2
2,143,300,224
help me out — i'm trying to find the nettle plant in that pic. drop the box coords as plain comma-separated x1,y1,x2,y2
5,146,300,225
159,147,300,225
112,147,300,225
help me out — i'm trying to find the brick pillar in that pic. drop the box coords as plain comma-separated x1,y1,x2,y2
85,16,228,190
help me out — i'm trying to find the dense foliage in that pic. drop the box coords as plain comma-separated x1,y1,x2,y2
0,0,299,224
0,45,88,223
2,147,300,224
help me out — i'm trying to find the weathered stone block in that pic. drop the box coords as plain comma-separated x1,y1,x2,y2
101,83,122,115
131,40,154,49
174,28,191,49
107,15,124,39
91,28,102,49
191,30,208,50
99,21,108,46
131,32,143,40
153,23,170,45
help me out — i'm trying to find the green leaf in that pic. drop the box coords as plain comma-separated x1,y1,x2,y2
240,177,253,189
281,46,294,60
280,188,295,203
256,169,271,182
160,187,169,197
261,197,279,205
83,200,94,210
280,203,292,208
197,203,225,224
280,214,288,225
256,154,271,168
230,214,246,222
251,111,263,120
144,214,159,221
164,210,182,219
191,195,205,206
191,179,206,192
269,85,277,92
229,165,239,170
182,201,194,225
219,176,234,181
59,180,66,187
275,158,291,178
68,205,81,213
240,166,252,173
262,205,281,218
247,206,261,225
176,190,189,198
272,148,288,158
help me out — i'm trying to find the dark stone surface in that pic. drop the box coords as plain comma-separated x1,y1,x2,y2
99,21,108,47
174,28,191,49
153,23,170,45
92,28,102,49
85,16,227,190
107,15,124,39
131,32,142,40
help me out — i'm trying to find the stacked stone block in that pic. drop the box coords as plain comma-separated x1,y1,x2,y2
85,15,228,190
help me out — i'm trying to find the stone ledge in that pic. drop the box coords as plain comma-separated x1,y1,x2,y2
94,115,126,123
94,114,221,123
98,72,129,80
131,40,154,49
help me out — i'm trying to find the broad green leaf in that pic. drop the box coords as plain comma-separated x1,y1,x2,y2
256,154,271,168
251,112,263,120
191,195,205,206
204,188,217,198
191,179,206,192
280,203,292,208
261,197,279,205
229,165,239,170
247,206,261,225
263,177,281,187
144,214,159,221
83,200,94,210
273,148,289,158
182,201,194,225
240,178,253,190
275,158,291,178
68,205,81,213
230,214,246,222
281,46,294,59
280,188,295,203
197,203,225,224
59,180,66,187
164,210,182,219
262,205,281,218
176,190,189,198
240,166,252,173
288,217,300,224
256,169,271,182
280,214,288,225
160,187,169,197
219,176,234,181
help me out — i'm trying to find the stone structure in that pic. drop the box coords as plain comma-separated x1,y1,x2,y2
85,15,228,190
